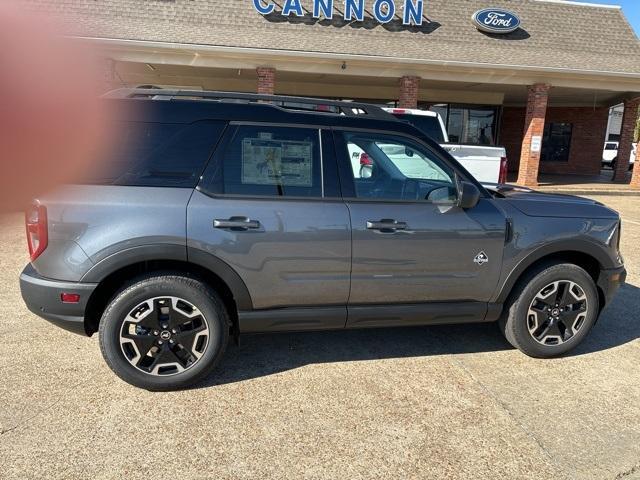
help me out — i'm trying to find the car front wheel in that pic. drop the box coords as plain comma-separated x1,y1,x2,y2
499,262,599,358
99,273,229,391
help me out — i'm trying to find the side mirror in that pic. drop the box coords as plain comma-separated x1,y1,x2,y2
457,181,481,209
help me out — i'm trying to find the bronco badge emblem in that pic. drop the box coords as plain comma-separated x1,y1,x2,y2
474,251,489,265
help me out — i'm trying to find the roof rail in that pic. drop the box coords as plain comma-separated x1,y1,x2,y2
102,88,396,120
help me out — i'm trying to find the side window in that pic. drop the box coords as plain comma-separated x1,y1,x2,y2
86,121,224,187
342,132,457,203
212,125,323,197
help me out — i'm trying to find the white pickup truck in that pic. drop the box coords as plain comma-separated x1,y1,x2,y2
382,108,508,184
602,141,636,171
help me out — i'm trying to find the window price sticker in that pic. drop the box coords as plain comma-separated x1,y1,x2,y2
241,137,313,187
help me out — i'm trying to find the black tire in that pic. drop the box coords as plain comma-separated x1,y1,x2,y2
499,262,599,358
99,273,229,391
611,159,617,172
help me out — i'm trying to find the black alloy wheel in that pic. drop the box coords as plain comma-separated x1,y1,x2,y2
99,274,229,391
526,280,589,346
499,262,599,358
119,296,210,376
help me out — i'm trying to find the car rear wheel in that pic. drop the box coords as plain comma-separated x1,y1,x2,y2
499,262,599,358
99,273,229,391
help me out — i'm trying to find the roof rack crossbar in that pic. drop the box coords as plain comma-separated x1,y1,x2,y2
102,88,396,120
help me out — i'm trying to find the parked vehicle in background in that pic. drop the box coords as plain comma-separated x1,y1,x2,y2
383,108,508,184
602,141,635,171
20,89,626,390
602,142,619,169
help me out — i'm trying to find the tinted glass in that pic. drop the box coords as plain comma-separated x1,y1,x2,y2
86,121,224,187
430,104,448,126
429,104,498,146
214,125,323,197
393,114,445,143
447,107,464,143
605,143,618,150
344,132,456,203
541,123,573,162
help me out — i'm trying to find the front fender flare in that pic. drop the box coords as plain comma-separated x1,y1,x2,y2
494,239,615,304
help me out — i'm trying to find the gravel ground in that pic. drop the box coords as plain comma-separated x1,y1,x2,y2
0,194,639,480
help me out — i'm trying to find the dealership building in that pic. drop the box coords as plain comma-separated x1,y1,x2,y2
32,0,640,187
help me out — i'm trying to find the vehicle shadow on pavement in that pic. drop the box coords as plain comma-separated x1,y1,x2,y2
198,283,640,388
573,283,640,356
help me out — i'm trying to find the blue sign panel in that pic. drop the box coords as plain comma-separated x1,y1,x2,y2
252,0,425,26
472,8,521,34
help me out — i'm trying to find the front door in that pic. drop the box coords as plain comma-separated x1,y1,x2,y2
335,130,506,325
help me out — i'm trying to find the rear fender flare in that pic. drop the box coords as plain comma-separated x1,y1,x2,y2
81,244,253,310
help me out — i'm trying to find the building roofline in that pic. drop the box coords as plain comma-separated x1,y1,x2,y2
533,0,621,9
79,37,640,81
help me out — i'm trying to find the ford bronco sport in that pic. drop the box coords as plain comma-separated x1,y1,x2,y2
20,89,626,390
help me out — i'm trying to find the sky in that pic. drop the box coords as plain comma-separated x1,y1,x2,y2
588,0,640,36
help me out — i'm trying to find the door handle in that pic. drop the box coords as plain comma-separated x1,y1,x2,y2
366,219,408,232
214,216,261,231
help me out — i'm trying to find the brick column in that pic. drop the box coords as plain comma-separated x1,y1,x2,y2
256,67,276,95
516,84,551,187
398,76,420,109
615,97,640,185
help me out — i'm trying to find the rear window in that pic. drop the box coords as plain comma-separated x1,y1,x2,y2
392,114,445,143
604,143,618,150
85,121,225,187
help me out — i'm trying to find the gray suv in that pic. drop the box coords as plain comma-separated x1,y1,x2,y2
20,89,626,390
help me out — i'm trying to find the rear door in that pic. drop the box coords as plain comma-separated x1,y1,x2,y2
333,129,506,327
188,123,351,314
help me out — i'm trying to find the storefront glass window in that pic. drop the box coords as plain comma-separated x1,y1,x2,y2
428,104,498,146
447,107,464,143
541,123,573,162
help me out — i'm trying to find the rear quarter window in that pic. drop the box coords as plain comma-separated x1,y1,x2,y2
84,121,225,187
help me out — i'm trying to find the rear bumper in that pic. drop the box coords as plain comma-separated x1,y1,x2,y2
19,264,97,336
597,265,627,306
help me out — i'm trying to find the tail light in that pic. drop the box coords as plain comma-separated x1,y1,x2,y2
499,156,508,184
360,153,373,166
392,108,407,114
25,203,48,262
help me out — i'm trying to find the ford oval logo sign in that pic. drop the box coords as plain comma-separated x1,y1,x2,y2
472,8,521,34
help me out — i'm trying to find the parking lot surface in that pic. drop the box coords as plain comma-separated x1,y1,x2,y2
1,194,639,480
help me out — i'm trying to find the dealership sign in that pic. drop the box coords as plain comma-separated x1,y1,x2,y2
472,8,521,34
252,0,426,26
